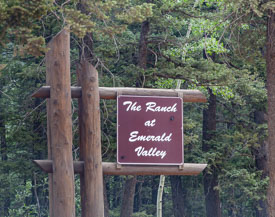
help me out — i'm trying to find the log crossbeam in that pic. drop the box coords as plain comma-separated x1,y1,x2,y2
31,86,207,103
33,160,207,176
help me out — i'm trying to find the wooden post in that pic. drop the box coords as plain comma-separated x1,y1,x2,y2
77,60,105,217
46,29,75,217
46,35,53,217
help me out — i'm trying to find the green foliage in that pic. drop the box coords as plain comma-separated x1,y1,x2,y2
7,178,49,217
224,0,275,17
64,9,96,38
8,180,37,216
0,0,53,55
62,1,154,39
132,211,154,217
220,169,269,215
116,3,154,23
0,0,271,216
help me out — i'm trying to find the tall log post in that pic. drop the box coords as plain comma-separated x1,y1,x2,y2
46,35,54,217
77,60,104,217
267,9,275,217
46,29,75,217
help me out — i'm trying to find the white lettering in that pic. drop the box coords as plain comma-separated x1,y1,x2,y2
135,146,167,159
146,102,177,112
129,131,172,142
129,131,139,142
146,102,156,112
144,119,156,127
123,101,141,111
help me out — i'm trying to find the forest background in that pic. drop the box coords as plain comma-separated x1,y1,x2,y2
0,0,275,216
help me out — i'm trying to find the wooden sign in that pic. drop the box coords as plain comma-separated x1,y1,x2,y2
117,95,183,165
32,28,207,217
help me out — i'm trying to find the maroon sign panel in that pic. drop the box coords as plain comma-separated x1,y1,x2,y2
117,95,183,165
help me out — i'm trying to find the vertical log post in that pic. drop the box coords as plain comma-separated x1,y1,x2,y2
77,60,104,217
46,29,75,217
46,41,53,217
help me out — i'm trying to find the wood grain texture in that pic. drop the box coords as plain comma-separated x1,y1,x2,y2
46,34,53,217
46,29,75,217
267,10,275,216
32,86,207,103
77,60,104,217
34,160,207,176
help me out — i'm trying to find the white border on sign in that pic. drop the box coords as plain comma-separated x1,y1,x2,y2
116,95,184,166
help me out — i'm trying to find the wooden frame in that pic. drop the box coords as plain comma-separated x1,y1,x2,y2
32,28,207,217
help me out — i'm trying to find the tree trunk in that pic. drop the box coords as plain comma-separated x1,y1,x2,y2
253,111,268,217
267,9,275,217
103,178,110,217
120,176,137,217
30,95,45,213
136,20,150,87
112,176,121,209
170,176,185,217
77,0,94,63
151,176,158,205
134,178,142,212
202,89,222,217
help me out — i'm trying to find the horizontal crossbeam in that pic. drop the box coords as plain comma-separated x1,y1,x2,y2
32,86,207,103
33,160,207,176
